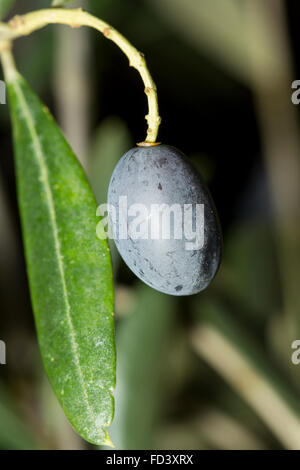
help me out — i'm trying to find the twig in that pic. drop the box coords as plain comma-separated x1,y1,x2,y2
0,8,161,144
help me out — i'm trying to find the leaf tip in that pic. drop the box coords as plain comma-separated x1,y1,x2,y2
102,432,115,448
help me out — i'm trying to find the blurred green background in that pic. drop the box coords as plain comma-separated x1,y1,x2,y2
1,0,300,450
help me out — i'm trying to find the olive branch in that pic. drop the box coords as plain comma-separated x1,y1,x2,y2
0,8,161,144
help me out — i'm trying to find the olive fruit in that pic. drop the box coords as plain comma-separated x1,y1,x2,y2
107,144,222,296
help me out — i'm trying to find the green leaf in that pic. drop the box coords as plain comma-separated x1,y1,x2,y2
5,70,116,446
0,0,15,20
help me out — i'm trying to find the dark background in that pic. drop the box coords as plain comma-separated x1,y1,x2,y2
0,0,300,450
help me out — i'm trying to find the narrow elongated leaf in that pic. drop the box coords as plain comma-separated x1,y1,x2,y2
5,70,115,446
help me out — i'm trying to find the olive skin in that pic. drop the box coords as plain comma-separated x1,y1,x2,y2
107,145,222,296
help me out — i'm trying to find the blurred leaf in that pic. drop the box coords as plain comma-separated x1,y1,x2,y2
0,0,15,20
191,299,300,449
245,0,300,343
0,30,54,128
109,283,175,450
217,222,281,321
52,5,91,167
156,420,208,450
0,382,38,449
147,0,247,82
196,407,266,450
268,312,300,392
88,116,132,274
5,67,115,445
147,0,277,84
51,0,76,6
88,116,132,206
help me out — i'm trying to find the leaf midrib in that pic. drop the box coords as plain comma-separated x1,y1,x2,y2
11,75,97,429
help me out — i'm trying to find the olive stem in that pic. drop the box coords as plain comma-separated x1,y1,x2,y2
0,45,18,83
0,8,161,144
